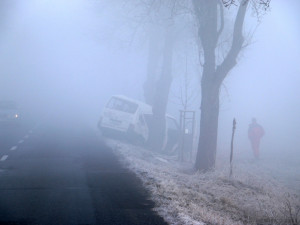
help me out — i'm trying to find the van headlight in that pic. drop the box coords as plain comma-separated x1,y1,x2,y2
15,114,19,118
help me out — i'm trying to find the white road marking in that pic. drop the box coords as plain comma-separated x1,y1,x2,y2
18,140,24,144
0,155,8,161
10,146,18,151
24,135,29,139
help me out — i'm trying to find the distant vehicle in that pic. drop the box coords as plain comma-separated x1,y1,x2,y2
97,95,180,153
0,101,21,125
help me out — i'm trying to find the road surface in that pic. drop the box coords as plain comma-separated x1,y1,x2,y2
0,121,167,225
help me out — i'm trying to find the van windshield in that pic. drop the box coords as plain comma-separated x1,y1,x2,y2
107,97,138,114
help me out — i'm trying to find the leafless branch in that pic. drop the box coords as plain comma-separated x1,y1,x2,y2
216,0,224,39
222,0,238,8
216,0,249,85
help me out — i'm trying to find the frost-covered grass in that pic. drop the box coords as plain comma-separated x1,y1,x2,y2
105,139,300,225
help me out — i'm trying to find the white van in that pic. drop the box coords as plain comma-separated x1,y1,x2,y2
97,95,180,152
98,95,150,142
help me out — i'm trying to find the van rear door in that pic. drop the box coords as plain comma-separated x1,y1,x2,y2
101,97,138,131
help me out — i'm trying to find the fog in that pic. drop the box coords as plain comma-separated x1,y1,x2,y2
0,0,299,162
0,0,147,125
218,1,300,160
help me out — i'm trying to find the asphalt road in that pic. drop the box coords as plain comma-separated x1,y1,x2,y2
0,121,167,225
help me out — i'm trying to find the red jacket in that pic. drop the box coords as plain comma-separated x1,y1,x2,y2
248,123,264,140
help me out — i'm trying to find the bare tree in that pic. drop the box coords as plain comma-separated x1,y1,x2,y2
146,1,195,151
119,0,186,151
93,0,183,150
193,0,270,171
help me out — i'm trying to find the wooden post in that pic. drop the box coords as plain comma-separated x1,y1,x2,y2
230,118,236,177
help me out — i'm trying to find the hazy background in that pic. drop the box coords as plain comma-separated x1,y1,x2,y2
0,0,299,161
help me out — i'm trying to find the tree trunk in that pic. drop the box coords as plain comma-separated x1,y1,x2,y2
143,25,161,106
195,79,220,171
147,27,174,151
193,0,249,171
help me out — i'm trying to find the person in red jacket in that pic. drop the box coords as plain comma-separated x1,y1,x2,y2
248,118,265,159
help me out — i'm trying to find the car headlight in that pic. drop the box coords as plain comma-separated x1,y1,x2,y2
15,114,19,118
